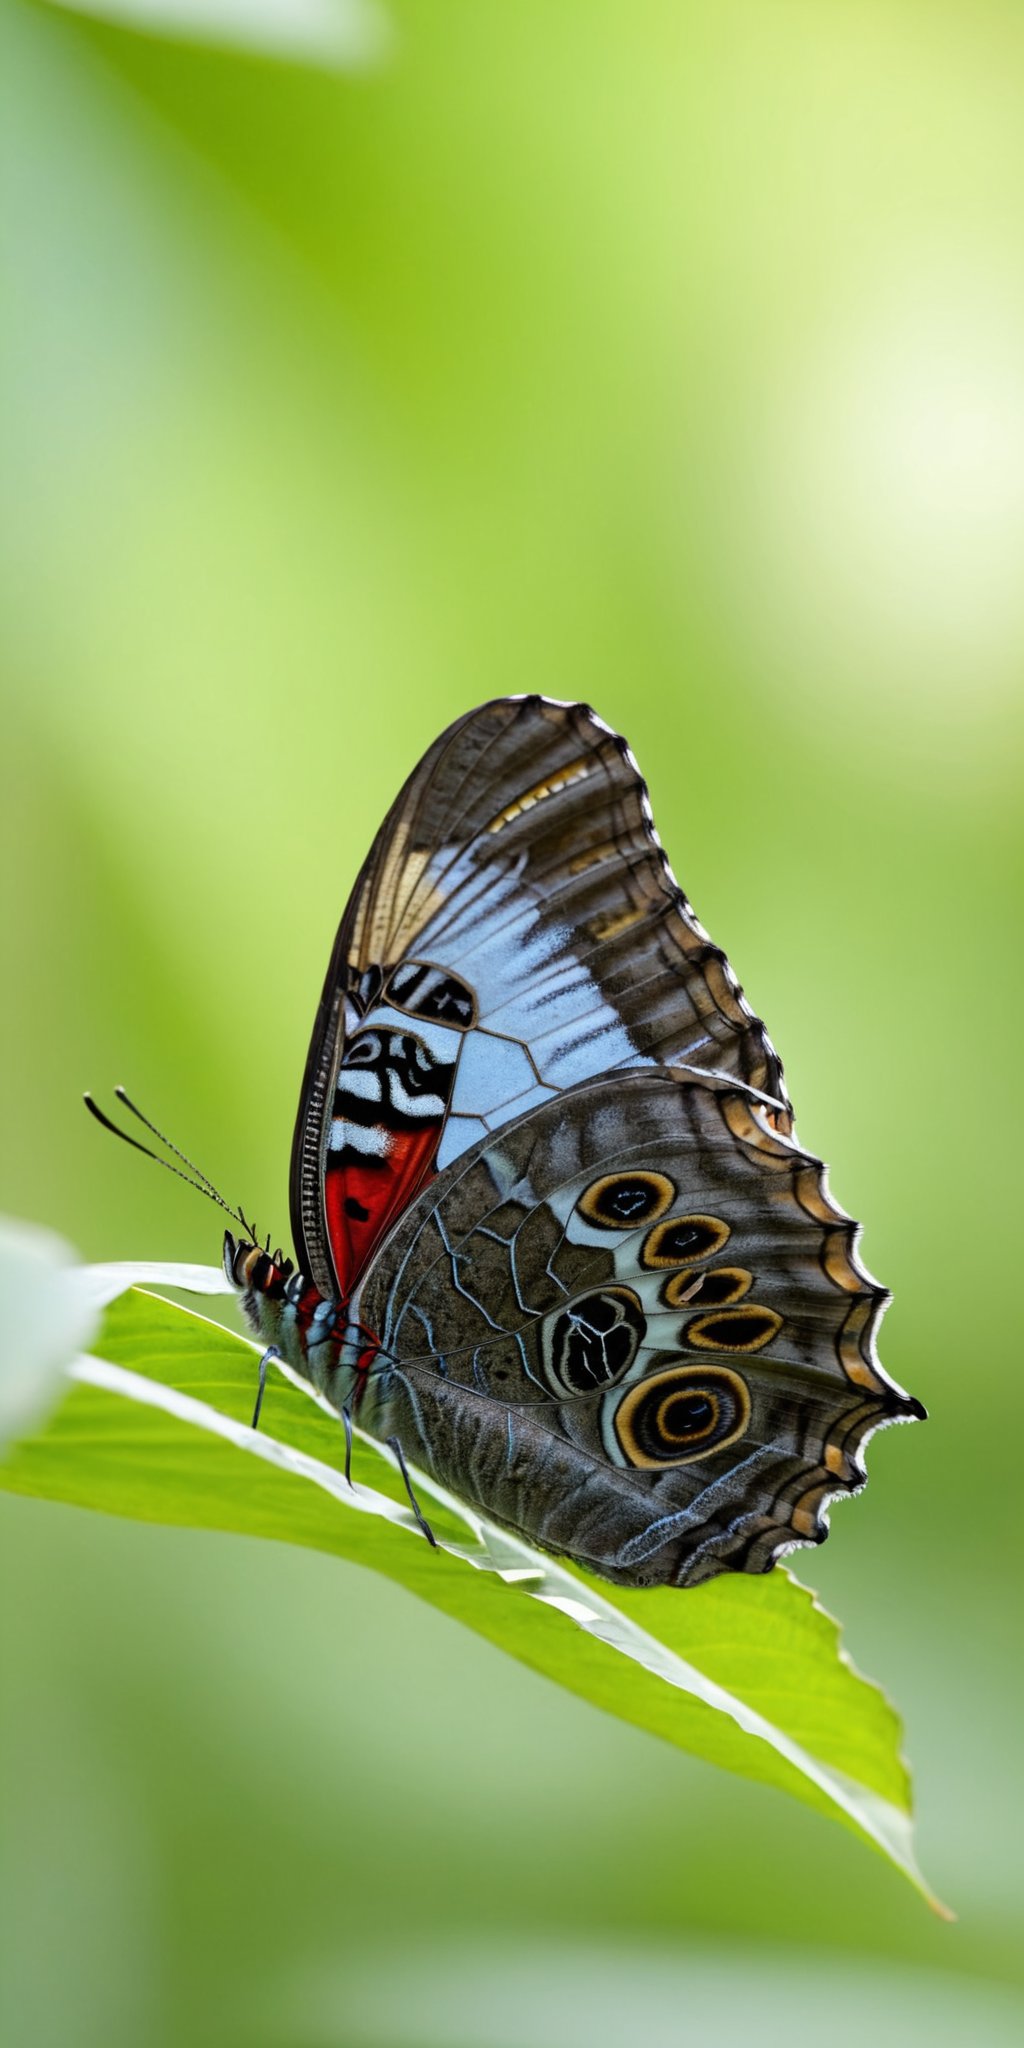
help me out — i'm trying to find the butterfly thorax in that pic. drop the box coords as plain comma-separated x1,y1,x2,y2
224,1231,375,1409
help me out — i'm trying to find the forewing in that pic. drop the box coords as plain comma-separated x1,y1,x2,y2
357,1070,921,1587
291,696,789,1297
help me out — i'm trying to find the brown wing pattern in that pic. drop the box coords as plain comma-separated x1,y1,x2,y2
291,696,789,1294
356,1070,921,1587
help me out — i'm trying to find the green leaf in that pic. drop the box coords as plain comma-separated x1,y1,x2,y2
0,1272,945,1912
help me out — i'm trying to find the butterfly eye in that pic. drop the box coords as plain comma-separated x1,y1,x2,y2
685,1305,782,1352
543,1286,646,1396
641,1213,730,1267
612,1365,750,1468
661,1265,752,1308
577,1171,675,1229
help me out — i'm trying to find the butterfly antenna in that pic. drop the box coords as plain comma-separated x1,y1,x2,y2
114,1087,227,1202
83,1090,252,1236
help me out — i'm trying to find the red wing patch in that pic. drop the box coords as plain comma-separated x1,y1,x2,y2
324,1123,442,1298
320,1025,458,1297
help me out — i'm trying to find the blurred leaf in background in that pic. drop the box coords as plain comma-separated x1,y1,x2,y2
45,0,391,69
2,2,1022,2045
0,1218,97,1447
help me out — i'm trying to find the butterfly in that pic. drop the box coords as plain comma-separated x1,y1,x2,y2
92,697,923,1586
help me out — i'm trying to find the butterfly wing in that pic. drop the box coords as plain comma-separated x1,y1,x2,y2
353,1069,921,1587
291,696,790,1300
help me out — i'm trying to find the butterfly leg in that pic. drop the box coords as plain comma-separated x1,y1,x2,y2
341,1401,354,1488
251,1345,281,1431
387,1436,438,1548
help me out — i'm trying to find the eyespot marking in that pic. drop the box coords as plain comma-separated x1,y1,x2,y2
577,1170,675,1230
543,1286,646,1396
613,1364,750,1467
641,1214,730,1268
661,1265,752,1309
685,1305,782,1352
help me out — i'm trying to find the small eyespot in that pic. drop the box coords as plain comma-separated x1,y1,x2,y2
661,1265,752,1309
684,1305,783,1352
613,1364,750,1467
641,1214,730,1268
543,1286,646,1395
577,1170,675,1230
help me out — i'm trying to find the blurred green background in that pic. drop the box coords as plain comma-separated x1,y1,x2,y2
2,1,1023,2042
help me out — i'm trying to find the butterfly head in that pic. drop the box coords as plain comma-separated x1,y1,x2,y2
223,1230,294,1300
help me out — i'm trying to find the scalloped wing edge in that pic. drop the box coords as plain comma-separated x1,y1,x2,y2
707,1081,925,1576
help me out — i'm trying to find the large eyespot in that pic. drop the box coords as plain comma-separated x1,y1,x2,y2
543,1287,646,1395
661,1265,752,1308
613,1364,750,1467
641,1214,730,1268
577,1171,675,1230
685,1305,782,1352
383,960,477,1029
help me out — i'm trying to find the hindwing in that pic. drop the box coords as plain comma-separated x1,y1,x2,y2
354,1070,921,1587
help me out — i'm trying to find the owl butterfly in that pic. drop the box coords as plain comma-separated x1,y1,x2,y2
219,697,920,1585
